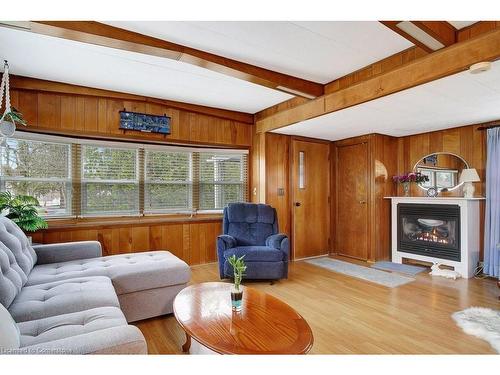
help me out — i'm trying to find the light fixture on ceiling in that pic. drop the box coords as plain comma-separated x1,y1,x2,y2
396,21,445,51
0,60,27,143
469,61,491,74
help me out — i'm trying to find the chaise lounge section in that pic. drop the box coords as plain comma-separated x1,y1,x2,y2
0,217,190,354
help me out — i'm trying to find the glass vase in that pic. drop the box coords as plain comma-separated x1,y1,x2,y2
402,182,410,197
231,285,243,312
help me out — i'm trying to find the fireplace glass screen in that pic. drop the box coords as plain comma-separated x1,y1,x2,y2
398,203,460,261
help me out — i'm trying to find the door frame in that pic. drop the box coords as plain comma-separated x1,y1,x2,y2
290,136,331,260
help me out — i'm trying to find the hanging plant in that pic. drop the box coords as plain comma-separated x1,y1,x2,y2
0,60,27,139
2,107,27,126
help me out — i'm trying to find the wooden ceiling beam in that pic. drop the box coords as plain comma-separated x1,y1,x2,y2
380,21,434,52
256,28,500,133
412,21,457,47
23,21,324,99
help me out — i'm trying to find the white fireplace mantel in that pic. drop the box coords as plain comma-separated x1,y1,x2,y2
385,196,484,278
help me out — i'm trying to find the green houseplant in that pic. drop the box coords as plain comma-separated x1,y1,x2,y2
227,254,246,312
0,192,48,233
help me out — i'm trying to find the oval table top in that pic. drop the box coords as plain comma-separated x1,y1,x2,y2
173,282,313,354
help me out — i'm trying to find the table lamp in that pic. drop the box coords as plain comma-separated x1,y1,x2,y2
459,168,480,198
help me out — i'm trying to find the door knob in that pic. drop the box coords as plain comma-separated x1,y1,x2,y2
359,200,367,204
294,202,301,207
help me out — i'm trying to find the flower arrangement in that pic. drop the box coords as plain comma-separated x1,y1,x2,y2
392,172,429,184
393,172,429,196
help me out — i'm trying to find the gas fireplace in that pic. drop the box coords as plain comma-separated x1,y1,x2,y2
397,203,461,261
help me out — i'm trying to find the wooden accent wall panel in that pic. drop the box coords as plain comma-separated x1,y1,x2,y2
397,124,486,197
397,123,487,258
457,21,500,42
31,219,222,266
265,133,291,237
373,134,399,261
10,88,253,148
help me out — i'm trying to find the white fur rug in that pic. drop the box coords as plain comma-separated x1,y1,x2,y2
452,307,500,353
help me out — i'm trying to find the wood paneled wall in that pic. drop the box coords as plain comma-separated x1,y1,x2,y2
9,87,253,148
31,218,221,265
250,132,291,238
9,78,254,264
397,123,487,258
397,124,486,197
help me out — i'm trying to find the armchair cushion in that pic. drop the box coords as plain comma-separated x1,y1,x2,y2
265,234,288,250
33,241,102,265
217,235,236,251
223,246,284,262
226,203,275,225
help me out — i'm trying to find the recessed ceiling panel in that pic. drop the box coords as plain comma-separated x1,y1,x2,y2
274,60,500,140
104,21,414,84
448,21,477,30
0,26,292,113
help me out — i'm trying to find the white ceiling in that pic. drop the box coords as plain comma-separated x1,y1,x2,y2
0,26,293,113
448,21,477,30
274,60,500,141
104,21,414,84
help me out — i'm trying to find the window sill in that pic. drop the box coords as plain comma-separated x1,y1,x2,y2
43,213,223,230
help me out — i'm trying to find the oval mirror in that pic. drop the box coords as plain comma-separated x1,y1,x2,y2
413,152,469,192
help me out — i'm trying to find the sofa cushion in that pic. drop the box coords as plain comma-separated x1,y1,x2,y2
0,217,37,278
0,244,26,308
9,276,120,322
18,306,127,347
27,251,190,295
0,303,20,349
224,246,284,262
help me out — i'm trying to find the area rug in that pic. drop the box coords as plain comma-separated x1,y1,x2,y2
304,257,415,288
452,307,500,353
371,261,427,276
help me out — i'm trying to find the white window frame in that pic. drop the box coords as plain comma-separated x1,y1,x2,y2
81,144,140,217
0,137,73,218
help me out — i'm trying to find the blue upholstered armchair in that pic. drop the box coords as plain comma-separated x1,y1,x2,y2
217,203,289,280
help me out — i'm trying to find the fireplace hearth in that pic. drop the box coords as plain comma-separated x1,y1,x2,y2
398,203,461,261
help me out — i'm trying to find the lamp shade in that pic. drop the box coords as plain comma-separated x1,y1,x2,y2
459,168,480,183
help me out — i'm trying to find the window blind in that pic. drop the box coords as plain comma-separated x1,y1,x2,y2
144,150,193,212
0,138,72,216
1,132,249,217
198,152,248,210
81,145,139,216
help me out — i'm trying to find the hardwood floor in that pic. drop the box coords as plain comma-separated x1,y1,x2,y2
134,256,499,354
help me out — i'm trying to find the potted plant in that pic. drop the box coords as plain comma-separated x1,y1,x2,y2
0,192,48,243
393,172,429,197
227,254,246,312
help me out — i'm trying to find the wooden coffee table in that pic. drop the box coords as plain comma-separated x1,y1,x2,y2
173,282,313,354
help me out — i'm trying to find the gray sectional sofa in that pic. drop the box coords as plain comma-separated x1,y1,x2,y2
0,217,190,354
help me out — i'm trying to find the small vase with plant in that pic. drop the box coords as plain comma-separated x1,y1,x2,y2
227,254,246,312
392,172,429,197
0,192,48,243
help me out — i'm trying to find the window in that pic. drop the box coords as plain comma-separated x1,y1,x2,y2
0,133,248,217
0,138,71,216
145,150,192,212
199,152,247,210
81,145,139,216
